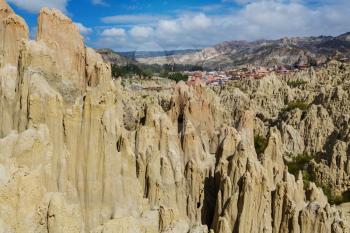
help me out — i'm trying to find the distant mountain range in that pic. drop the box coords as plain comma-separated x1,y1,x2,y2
96,48,136,66
97,32,350,70
119,49,201,59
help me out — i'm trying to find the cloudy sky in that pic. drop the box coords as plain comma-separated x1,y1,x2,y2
7,0,350,51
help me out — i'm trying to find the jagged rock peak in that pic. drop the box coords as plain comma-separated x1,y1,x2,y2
0,0,28,32
36,6,84,51
36,6,87,89
0,0,12,12
0,0,29,67
39,7,73,22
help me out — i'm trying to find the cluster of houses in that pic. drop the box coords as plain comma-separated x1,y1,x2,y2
125,57,348,90
185,71,232,86
185,64,312,86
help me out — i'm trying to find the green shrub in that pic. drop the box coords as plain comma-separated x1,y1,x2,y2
282,100,309,113
168,72,189,83
285,153,313,177
319,183,344,205
112,64,152,78
287,80,307,88
301,170,314,188
322,186,350,205
286,154,350,205
254,135,268,155
303,173,350,205
285,153,317,188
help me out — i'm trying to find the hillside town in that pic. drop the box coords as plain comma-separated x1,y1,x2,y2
185,58,349,86
125,57,349,92
185,64,308,86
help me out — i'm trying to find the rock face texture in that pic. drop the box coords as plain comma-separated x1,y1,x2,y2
0,1,349,233
36,8,87,89
0,0,28,67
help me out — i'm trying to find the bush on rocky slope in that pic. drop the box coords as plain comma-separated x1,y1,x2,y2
254,135,268,155
285,153,313,177
285,153,315,187
168,72,189,83
320,184,350,205
287,80,308,88
282,100,309,113
285,154,350,205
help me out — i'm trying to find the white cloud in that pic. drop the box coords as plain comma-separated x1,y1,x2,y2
91,0,108,6
223,0,348,5
130,26,154,38
184,14,212,29
94,0,350,51
75,22,93,35
7,0,68,13
222,0,259,4
101,14,165,25
101,28,126,37
222,0,291,4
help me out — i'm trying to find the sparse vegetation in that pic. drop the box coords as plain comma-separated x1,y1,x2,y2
285,153,314,186
319,183,350,205
111,63,198,81
254,135,268,155
112,63,203,78
287,80,308,88
285,154,350,205
168,72,189,83
282,100,309,113
285,153,313,177
112,64,152,79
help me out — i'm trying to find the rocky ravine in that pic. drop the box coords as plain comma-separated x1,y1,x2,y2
0,1,349,233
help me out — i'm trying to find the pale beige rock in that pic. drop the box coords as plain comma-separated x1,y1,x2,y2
299,105,335,155
0,125,54,233
280,123,305,155
0,0,28,137
0,64,17,136
37,7,86,89
0,0,28,67
46,193,84,233
85,47,111,87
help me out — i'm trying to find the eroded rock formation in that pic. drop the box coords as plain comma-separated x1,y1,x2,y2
0,1,349,232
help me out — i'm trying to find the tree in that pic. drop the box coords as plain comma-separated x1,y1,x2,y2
168,72,189,83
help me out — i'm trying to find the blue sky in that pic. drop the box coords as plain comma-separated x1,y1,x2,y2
6,0,350,51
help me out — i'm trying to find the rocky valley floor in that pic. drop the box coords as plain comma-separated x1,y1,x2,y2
0,0,350,233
